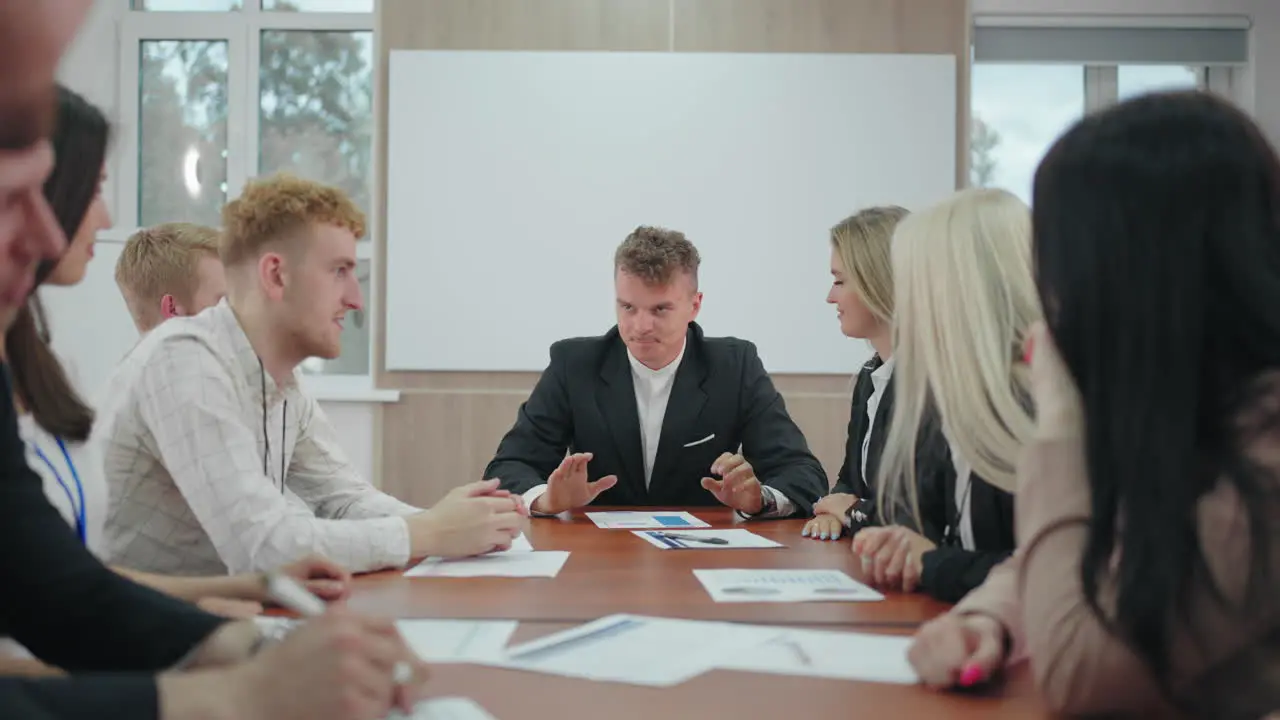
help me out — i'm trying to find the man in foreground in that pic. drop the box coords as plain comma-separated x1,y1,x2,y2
98,173,526,577
486,225,826,517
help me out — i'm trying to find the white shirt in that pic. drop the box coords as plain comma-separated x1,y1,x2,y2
96,299,421,576
861,357,895,481
942,428,976,551
524,340,793,517
628,342,686,487
0,417,110,662
20,415,108,555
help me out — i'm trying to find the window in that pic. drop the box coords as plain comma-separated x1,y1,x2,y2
1117,64,1202,101
258,30,374,214
263,0,374,10
138,40,230,226
970,65,1086,203
135,0,242,10
120,2,376,382
971,22,1249,202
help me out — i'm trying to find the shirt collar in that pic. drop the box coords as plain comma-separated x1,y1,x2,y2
209,298,295,404
626,337,687,381
871,356,895,384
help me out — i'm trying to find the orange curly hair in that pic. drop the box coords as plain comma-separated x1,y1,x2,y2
220,172,366,267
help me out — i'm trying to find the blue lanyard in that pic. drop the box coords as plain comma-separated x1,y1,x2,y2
31,437,86,545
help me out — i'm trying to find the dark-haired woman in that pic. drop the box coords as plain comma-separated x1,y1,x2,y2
0,86,352,671
907,90,1280,718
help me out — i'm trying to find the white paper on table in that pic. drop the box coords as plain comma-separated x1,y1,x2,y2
479,613,784,687
384,697,498,720
632,528,784,550
716,627,918,684
396,619,519,662
585,510,710,529
403,534,568,578
692,568,884,602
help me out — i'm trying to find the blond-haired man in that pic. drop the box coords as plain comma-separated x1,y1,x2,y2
98,173,524,577
115,222,227,332
486,226,826,518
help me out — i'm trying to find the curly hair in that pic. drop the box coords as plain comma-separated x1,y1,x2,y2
220,172,366,266
614,225,700,288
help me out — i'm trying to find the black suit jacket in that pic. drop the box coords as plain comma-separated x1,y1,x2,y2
485,323,827,514
831,355,895,520
914,420,1016,603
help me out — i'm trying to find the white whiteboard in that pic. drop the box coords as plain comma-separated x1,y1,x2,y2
385,50,956,373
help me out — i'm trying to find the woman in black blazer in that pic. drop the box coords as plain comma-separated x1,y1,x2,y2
802,207,907,540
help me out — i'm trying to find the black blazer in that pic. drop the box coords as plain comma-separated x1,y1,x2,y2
914,420,1016,603
830,355,895,517
0,367,227,718
485,323,827,514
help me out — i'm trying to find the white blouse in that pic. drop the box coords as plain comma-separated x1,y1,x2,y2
19,414,108,555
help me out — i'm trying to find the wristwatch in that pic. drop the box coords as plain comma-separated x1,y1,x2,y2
845,497,872,529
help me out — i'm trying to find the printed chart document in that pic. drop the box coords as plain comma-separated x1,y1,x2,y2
385,697,498,720
632,528,784,550
404,534,570,578
716,627,918,684
586,510,710,529
396,619,518,662
693,569,884,602
482,613,783,687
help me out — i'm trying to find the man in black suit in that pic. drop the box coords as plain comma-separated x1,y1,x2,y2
485,226,826,518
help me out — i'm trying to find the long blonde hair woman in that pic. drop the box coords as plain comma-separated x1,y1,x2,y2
852,188,1036,602
802,206,907,542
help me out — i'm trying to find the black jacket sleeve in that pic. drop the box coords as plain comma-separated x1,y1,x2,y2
919,545,1014,603
0,675,159,720
829,393,863,498
0,369,227,718
737,344,827,516
484,344,574,495
910,416,1013,602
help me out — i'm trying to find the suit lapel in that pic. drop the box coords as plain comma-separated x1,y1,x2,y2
649,324,709,492
596,335,646,497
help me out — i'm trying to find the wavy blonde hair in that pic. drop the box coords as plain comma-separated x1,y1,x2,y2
830,206,909,328
876,188,1039,525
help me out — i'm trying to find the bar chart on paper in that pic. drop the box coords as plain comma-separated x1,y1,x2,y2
586,511,710,529
693,569,884,603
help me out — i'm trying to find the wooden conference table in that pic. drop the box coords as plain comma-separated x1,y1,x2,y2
344,508,1051,719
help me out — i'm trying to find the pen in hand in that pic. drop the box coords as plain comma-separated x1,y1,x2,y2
263,573,413,685
658,532,729,545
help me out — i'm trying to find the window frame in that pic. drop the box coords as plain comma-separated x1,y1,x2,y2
970,16,1252,194
116,4,379,390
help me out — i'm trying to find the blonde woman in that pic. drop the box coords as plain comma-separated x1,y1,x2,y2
801,206,909,541
852,188,1032,603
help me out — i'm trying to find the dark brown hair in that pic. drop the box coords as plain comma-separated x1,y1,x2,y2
7,85,108,442
614,225,700,288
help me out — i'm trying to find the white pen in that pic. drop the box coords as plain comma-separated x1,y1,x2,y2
263,573,413,685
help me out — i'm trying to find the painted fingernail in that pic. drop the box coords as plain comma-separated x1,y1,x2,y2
801,530,809,537
959,664,985,687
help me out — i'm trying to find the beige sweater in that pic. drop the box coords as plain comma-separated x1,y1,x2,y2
955,434,1279,718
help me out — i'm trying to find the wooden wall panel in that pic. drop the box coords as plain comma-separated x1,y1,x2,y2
373,0,970,508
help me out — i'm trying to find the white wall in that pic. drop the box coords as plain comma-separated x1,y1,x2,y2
973,0,1280,141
